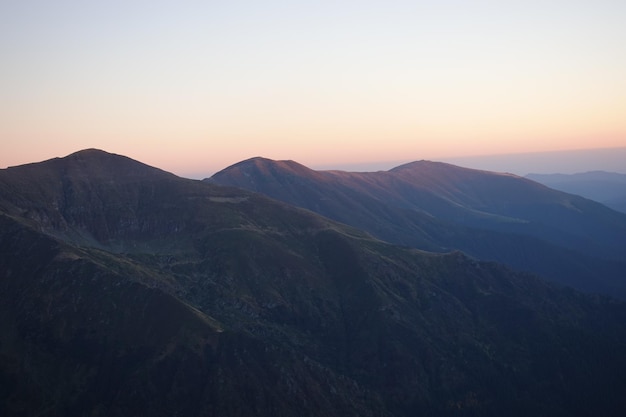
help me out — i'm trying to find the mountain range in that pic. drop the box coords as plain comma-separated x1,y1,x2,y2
2,149,626,416
527,171,626,214
209,157,626,298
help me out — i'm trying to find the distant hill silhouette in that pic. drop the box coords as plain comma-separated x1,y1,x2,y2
209,157,626,298
3,149,626,416
527,171,626,214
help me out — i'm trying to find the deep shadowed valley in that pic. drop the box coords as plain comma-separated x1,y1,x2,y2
2,150,626,416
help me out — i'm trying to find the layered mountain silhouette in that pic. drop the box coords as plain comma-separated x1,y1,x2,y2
2,149,626,416
209,157,626,298
527,171,626,214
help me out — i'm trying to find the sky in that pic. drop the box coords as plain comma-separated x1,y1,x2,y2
1,1,625,177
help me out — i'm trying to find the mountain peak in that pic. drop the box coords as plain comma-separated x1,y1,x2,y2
389,159,446,170
67,148,113,157
5,148,179,182
209,156,327,186
228,156,312,173
4,150,626,416
390,159,519,178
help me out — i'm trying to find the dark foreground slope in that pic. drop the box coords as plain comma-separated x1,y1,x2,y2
2,150,626,416
209,157,626,298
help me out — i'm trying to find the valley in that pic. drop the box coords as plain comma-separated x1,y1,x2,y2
1,149,626,416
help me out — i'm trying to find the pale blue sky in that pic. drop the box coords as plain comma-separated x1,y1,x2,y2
2,1,625,176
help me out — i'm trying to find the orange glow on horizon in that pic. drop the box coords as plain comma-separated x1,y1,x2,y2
1,2,625,176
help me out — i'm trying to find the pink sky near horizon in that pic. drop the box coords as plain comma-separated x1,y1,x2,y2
1,1,625,177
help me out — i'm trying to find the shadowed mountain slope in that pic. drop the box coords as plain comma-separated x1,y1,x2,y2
209,157,626,298
2,149,626,416
527,171,626,214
